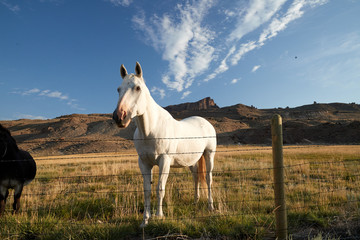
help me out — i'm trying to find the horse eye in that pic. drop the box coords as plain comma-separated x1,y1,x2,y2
117,87,121,93
135,86,141,91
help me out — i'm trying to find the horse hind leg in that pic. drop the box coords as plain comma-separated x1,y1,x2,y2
204,149,215,211
0,198,4,216
189,164,200,204
13,183,23,214
0,186,9,216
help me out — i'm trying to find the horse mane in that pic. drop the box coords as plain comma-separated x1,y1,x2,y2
0,124,11,136
0,124,19,152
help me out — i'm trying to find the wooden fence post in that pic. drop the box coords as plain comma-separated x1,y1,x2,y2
271,114,288,239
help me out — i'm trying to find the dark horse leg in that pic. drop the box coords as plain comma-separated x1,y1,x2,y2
0,199,4,216
0,189,9,216
13,184,23,214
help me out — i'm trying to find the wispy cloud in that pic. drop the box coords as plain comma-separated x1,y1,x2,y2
230,41,258,66
66,99,85,111
134,0,328,99
133,0,215,92
39,89,69,100
230,78,240,84
204,46,236,82
11,88,85,111
207,0,328,80
259,0,309,45
181,91,191,99
252,65,261,73
228,0,287,42
151,86,166,99
1,0,20,13
106,0,132,7
14,113,47,120
17,88,69,100
22,88,41,95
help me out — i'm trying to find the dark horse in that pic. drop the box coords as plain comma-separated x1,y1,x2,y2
0,124,36,215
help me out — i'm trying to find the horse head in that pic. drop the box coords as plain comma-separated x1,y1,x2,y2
113,62,149,128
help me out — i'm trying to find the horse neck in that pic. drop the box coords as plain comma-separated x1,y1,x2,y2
134,93,172,139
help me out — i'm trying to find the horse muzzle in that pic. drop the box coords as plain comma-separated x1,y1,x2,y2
112,110,131,128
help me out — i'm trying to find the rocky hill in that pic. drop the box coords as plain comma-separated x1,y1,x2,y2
1,99,360,156
165,97,219,112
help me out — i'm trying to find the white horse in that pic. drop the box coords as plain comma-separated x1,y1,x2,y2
112,62,216,227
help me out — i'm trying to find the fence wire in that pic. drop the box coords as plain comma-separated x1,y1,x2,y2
1,143,360,239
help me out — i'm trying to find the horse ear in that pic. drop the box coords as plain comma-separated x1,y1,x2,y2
135,62,142,78
120,64,128,79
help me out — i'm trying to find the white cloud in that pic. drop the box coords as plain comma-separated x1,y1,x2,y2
307,0,329,8
258,1,304,45
258,0,328,45
39,90,50,95
224,9,236,18
67,99,86,111
22,88,40,95
252,65,261,72
228,0,287,42
181,91,191,99
15,113,46,120
204,46,236,82
106,0,132,7
230,41,258,66
37,89,68,100
230,0,328,67
11,88,84,110
151,86,166,99
133,0,215,92
231,78,240,84
46,91,68,100
1,0,20,13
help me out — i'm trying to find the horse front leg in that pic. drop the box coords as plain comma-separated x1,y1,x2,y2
156,155,171,218
138,158,153,228
13,184,23,214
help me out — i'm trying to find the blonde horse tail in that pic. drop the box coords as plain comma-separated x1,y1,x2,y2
198,155,207,188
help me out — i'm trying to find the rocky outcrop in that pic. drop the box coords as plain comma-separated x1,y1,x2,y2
165,97,219,112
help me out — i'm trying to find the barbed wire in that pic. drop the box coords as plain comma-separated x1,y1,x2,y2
1,144,347,163
17,135,218,143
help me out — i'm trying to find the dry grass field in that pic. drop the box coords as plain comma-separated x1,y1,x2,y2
0,145,359,239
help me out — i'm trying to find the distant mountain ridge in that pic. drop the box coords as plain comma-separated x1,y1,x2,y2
1,98,359,156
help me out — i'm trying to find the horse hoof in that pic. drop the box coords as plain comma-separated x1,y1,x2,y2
208,204,215,211
154,214,165,220
140,220,149,228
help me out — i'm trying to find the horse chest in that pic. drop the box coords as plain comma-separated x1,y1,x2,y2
134,139,173,166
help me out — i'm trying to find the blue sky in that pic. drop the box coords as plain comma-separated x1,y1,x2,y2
1,0,359,120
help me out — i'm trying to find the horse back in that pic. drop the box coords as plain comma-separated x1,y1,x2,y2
179,116,216,141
